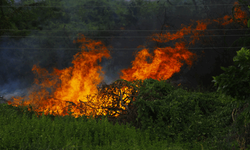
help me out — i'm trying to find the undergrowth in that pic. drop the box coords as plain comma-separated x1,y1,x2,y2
1,78,249,150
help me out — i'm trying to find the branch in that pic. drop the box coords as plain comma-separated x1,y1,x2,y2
167,0,173,6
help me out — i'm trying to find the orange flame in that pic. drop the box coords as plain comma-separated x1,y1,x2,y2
7,1,248,120
119,42,198,82
9,34,114,118
120,1,248,82
213,1,248,26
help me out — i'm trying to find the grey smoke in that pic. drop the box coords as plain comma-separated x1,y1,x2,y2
1,0,248,105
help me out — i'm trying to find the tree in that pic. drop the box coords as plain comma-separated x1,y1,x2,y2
0,0,50,37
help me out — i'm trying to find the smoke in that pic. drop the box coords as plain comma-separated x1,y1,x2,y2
0,80,28,100
0,35,35,101
0,0,249,104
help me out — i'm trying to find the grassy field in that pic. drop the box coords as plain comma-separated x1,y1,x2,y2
0,102,194,150
0,82,249,150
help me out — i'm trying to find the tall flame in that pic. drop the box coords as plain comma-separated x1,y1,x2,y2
7,1,248,120
120,1,248,82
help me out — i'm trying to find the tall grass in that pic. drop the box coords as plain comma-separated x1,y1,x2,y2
0,83,248,150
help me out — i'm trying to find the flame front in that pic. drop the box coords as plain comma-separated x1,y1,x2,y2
7,1,248,120
119,42,198,82
120,1,248,82
10,34,115,118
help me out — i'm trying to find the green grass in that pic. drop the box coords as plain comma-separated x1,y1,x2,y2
0,102,192,150
0,83,249,150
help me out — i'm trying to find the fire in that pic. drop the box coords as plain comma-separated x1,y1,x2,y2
9,34,115,119
120,1,248,82
7,1,248,120
213,1,248,26
8,34,141,120
119,42,198,82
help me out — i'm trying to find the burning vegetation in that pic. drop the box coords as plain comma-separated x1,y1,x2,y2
6,1,249,125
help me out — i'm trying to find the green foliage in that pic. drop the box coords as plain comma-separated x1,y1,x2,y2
1,0,170,73
0,102,182,150
212,47,250,104
212,47,250,149
2,1,250,149
0,0,50,37
137,78,176,97
128,78,237,149
1,78,247,149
